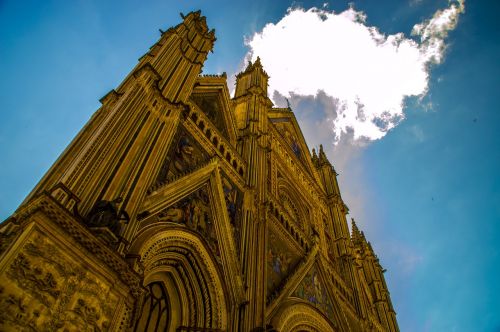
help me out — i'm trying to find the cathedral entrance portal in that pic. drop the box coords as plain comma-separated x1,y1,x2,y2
129,227,228,331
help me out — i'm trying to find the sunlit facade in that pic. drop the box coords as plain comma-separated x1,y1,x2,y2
0,11,398,331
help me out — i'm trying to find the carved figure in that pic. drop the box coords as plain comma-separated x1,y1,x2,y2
86,198,129,236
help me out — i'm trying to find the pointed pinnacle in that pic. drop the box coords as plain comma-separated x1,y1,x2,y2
254,56,262,67
351,218,361,239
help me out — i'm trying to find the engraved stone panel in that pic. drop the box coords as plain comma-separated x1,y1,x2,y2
0,230,126,332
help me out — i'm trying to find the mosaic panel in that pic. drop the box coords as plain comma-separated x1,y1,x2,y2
221,173,243,256
293,265,335,321
156,127,209,184
267,230,301,295
156,186,221,261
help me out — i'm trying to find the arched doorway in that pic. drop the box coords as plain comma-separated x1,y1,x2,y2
270,300,341,332
129,226,228,331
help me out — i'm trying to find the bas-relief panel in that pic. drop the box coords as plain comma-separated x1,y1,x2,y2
155,186,221,262
156,127,209,184
0,231,125,332
293,265,335,321
191,94,229,139
266,231,301,296
221,172,243,256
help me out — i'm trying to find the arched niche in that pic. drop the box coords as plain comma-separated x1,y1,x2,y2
277,177,310,233
270,300,339,332
129,225,228,331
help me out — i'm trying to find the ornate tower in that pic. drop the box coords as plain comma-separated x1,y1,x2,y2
0,11,399,332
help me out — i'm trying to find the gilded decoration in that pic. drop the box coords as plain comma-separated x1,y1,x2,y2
155,186,221,262
0,232,122,332
267,231,300,295
156,126,209,184
293,265,335,321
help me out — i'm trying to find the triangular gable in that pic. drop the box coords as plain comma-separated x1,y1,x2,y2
155,124,211,186
268,109,316,177
139,160,245,303
190,75,238,146
292,263,336,322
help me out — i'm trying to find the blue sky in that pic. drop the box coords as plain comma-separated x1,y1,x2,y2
1,1,499,331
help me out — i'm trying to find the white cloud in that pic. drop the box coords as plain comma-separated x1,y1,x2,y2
244,1,465,142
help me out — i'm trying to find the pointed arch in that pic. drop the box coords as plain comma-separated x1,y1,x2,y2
270,299,338,332
128,226,228,331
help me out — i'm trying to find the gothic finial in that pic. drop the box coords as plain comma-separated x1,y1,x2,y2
311,148,319,167
351,218,362,241
245,60,253,72
318,144,330,165
351,218,358,231
254,56,262,67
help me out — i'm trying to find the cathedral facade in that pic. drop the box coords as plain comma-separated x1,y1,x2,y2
0,11,399,332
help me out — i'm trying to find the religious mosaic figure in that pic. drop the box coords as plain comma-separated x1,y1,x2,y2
267,233,296,293
294,267,334,320
156,188,221,262
222,176,241,251
156,130,209,183
173,137,197,174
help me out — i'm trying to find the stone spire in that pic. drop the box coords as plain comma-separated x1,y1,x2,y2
311,148,319,167
318,144,330,166
234,56,269,99
351,218,364,246
122,10,216,103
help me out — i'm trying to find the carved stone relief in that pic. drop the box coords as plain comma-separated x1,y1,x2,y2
0,231,126,332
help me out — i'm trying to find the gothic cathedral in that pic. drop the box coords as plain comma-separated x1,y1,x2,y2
0,11,399,332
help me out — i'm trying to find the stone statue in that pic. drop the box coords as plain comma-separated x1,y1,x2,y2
86,197,129,236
